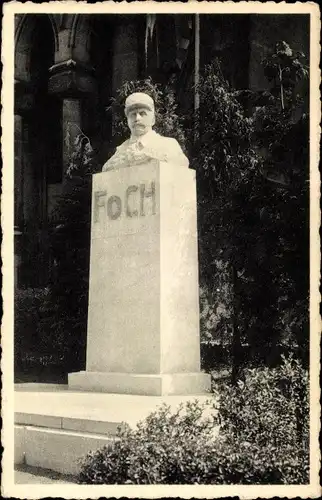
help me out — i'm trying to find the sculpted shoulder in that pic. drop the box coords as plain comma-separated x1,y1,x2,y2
153,133,178,145
154,134,189,168
115,138,130,151
154,134,186,151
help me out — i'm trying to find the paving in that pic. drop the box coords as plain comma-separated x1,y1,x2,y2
14,464,77,484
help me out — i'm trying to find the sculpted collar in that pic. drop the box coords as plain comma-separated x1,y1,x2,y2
128,129,158,147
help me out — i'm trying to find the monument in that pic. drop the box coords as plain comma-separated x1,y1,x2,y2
68,93,211,395
14,93,211,477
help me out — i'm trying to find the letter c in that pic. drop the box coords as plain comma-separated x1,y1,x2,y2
126,185,138,217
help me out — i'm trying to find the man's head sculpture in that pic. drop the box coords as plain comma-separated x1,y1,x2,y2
124,92,156,138
101,91,189,171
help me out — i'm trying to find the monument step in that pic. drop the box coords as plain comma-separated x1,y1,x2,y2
15,384,215,476
15,424,114,476
15,385,214,425
15,411,124,436
68,371,212,396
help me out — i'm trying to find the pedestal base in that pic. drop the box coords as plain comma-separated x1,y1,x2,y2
15,384,217,476
68,371,211,396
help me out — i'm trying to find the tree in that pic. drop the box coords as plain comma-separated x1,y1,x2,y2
48,131,98,371
262,40,308,112
192,42,309,377
189,60,261,380
249,40,309,365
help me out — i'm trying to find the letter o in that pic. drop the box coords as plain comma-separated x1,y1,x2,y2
107,195,122,220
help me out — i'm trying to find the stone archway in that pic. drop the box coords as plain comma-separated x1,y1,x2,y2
15,14,59,81
15,14,61,287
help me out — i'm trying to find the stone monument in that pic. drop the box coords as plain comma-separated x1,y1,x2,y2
68,93,211,395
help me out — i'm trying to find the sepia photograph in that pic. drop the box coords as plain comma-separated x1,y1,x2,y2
1,2,320,498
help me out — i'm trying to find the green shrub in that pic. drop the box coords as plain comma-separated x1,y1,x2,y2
78,357,309,485
15,288,50,362
215,355,309,484
193,52,309,368
14,287,74,377
78,400,219,484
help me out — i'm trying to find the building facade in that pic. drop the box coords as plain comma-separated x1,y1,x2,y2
14,13,309,288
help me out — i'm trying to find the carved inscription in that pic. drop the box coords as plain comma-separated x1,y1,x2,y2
94,182,156,222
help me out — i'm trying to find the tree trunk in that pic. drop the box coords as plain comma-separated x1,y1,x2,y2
278,65,285,111
231,264,243,384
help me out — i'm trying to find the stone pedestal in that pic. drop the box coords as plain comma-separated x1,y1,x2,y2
68,160,211,395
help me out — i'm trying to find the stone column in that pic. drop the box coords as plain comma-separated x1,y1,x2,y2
112,23,139,94
69,161,211,396
14,80,36,287
14,81,37,222
14,115,24,228
48,60,97,177
14,114,24,287
62,98,82,176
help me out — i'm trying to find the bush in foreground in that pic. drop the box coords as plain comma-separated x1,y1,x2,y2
78,400,218,484
216,355,309,484
78,357,309,485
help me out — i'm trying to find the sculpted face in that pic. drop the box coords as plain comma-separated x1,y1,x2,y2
127,106,155,138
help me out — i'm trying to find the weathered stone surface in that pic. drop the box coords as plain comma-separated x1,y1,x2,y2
48,60,97,95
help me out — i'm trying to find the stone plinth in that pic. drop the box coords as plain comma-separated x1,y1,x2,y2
68,160,211,395
15,386,216,475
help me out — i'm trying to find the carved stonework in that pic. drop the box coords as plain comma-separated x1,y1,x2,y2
48,59,97,96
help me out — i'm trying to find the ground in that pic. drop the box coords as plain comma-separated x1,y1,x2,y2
15,464,77,484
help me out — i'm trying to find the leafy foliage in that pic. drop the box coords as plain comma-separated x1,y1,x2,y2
192,60,260,183
14,287,69,376
216,355,309,484
194,47,309,370
78,357,309,485
261,40,308,111
253,41,308,184
199,260,233,347
78,400,217,485
249,42,309,364
39,122,101,373
192,59,261,277
47,174,95,371
66,127,97,178
191,61,262,373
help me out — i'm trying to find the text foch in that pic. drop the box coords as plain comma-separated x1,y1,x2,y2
93,181,156,222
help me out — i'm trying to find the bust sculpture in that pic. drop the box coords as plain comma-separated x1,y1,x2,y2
102,92,189,171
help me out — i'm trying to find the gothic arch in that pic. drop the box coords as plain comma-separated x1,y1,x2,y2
48,14,60,51
69,14,92,51
15,14,58,82
15,13,59,53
